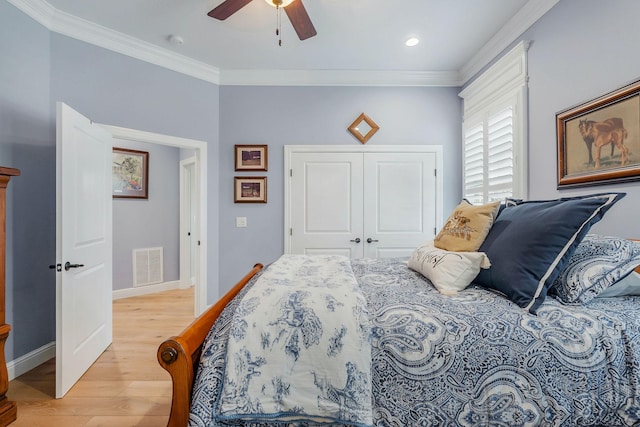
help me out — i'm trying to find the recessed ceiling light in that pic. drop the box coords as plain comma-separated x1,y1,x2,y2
405,37,419,47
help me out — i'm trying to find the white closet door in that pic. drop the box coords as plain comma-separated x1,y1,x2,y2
362,152,438,258
286,146,442,259
289,152,364,256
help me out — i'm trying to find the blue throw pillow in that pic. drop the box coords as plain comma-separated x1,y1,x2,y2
474,193,625,313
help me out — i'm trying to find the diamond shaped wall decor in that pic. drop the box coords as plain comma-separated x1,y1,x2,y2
348,113,380,144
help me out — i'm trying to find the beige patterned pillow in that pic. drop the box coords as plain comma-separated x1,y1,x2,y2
434,200,501,252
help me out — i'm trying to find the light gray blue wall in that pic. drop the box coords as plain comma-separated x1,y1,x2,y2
112,139,180,290
180,148,196,161
1,1,220,362
0,1,56,362
520,0,640,236
48,34,221,300
218,86,462,292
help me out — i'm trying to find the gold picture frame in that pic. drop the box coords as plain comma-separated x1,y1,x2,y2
557,79,640,189
234,176,267,203
235,145,268,171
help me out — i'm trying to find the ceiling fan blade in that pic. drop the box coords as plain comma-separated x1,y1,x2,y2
208,0,253,20
284,0,317,40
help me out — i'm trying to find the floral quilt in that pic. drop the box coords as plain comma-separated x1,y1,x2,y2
190,257,640,426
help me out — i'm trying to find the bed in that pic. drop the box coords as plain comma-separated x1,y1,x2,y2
158,192,640,426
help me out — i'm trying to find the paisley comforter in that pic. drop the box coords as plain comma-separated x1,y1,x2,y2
190,257,640,426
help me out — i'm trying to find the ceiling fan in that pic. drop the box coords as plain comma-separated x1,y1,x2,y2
208,0,317,43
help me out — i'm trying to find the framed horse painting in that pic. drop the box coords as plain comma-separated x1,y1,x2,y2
557,79,640,189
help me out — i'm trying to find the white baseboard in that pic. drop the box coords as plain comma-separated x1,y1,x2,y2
7,341,55,381
112,280,181,300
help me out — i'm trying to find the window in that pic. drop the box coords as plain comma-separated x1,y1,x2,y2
459,41,529,204
463,106,515,204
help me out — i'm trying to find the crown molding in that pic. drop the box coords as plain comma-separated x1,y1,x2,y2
7,0,221,84
7,0,55,28
8,0,556,87
220,69,463,87
6,0,461,87
460,0,560,84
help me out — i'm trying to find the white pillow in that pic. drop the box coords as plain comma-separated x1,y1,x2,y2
596,271,640,298
408,240,491,295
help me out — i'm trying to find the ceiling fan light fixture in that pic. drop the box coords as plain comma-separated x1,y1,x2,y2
265,0,295,8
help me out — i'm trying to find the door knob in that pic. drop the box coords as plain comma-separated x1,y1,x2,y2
366,238,379,244
350,238,361,243
64,262,85,271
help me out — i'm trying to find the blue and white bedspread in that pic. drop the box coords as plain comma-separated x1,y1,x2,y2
203,255,372,426
190,257,640,427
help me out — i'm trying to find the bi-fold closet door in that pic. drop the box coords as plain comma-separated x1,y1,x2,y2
285,145,442,258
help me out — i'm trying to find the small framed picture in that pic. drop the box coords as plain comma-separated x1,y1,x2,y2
235,145,268,171
112,147,149,199
234,177,267,203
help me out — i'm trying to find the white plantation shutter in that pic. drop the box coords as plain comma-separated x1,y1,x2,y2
487,107,514,201
463,108,514,204
463,124,484,204
460,41,528,204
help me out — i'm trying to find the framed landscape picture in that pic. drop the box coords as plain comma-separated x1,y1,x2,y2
235,145,268,171
112,147,149,199
234,176,267,203
557,79,640,189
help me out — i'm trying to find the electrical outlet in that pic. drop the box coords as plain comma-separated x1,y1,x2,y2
236,217,247,228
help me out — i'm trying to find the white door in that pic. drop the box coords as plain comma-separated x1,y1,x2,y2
56,103,113,398
286,146,441,258
289,152,364,256
180,157,198,288
363,153,437,258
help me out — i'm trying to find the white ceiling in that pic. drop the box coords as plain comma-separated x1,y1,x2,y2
11,0,559,85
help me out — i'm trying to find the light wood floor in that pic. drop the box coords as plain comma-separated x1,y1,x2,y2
7,287,195,427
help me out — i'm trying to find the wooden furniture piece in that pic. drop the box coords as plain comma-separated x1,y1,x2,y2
157,263,263,427
0,167,19,426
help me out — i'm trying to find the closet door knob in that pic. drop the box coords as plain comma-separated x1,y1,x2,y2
366,238,379,244
350,238,361,243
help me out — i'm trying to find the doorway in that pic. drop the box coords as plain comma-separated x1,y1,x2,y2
101,124,208,315
55,103,209,398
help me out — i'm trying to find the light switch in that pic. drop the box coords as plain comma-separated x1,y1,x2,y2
236,216,247,228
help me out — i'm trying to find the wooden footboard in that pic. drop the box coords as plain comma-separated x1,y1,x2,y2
157,263,264,427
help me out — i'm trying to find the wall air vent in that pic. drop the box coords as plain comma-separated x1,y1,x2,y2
133,247,164,287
